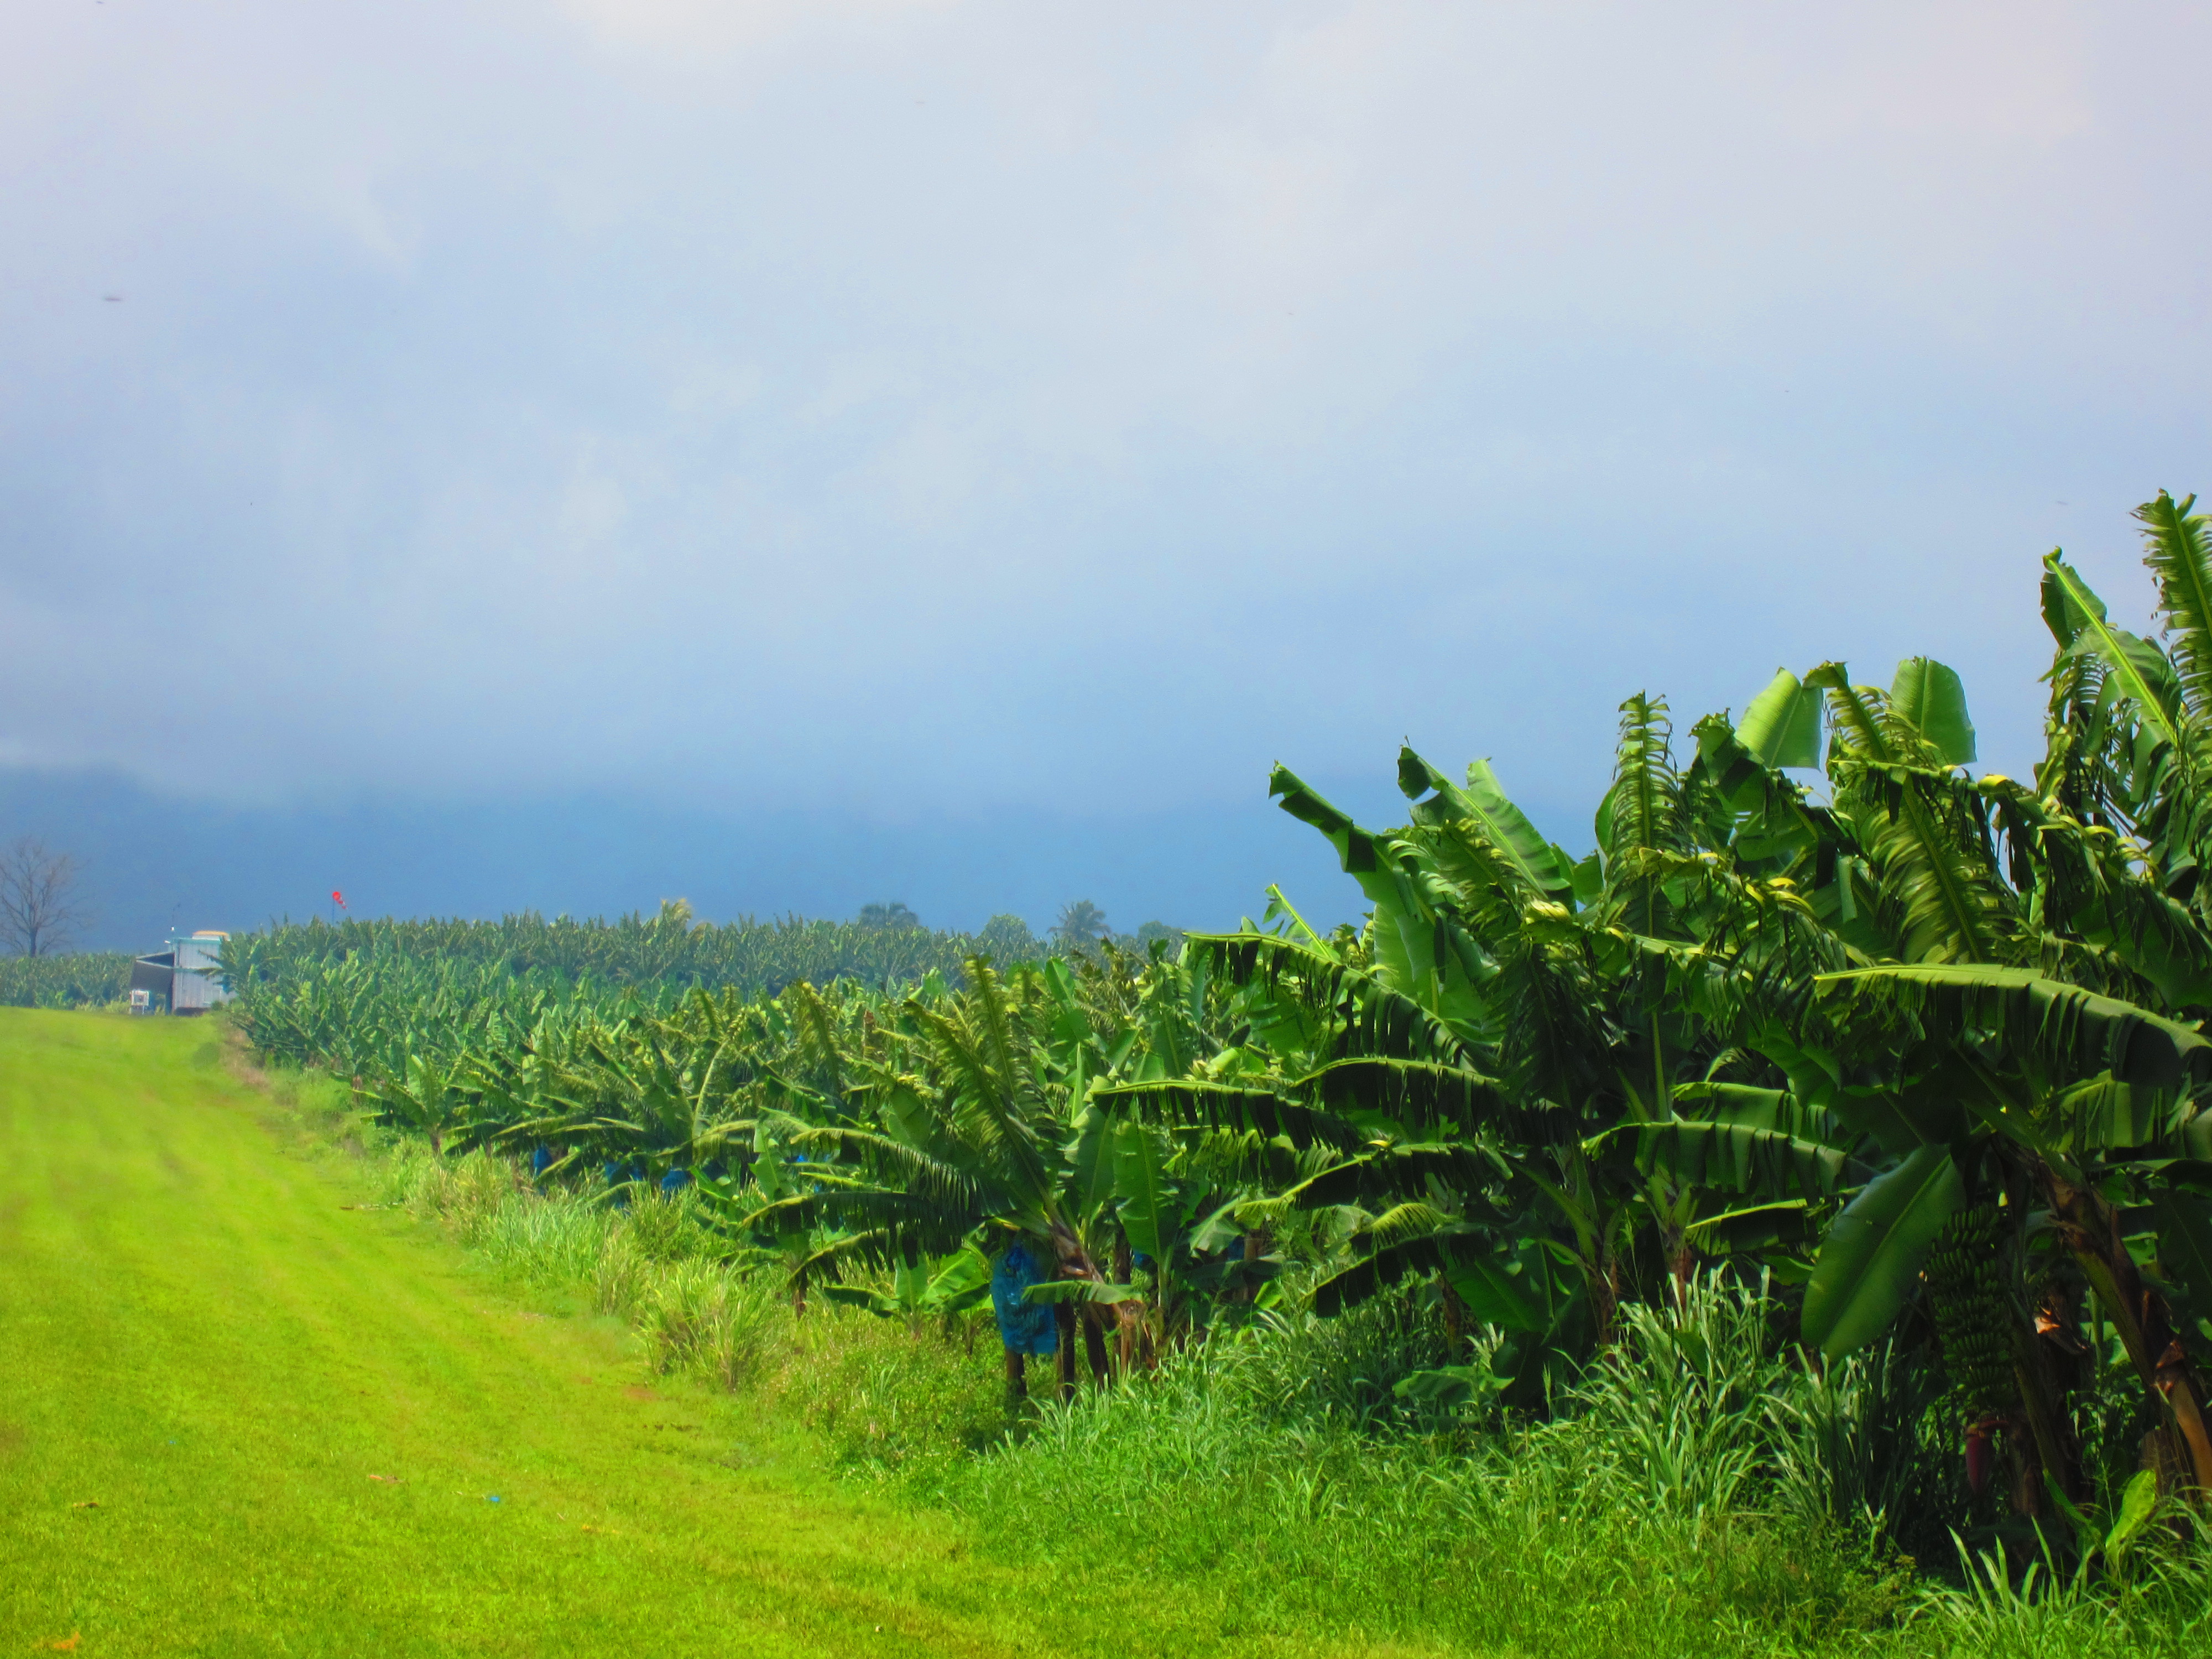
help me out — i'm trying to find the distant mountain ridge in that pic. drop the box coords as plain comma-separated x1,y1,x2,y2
0,764,1354,954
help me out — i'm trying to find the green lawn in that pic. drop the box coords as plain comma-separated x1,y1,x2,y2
0,1011,1426,1658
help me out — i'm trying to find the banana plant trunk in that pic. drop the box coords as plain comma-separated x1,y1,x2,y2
1053,1301,1077,1401
1047,1218,1151,1371
2048,1172,2212,1494
2004,1318,2079,1516
1241,1228,1270,1306
1587,1244,1623,1351
1080,1306,1113,1384
1665,1225,1693,1314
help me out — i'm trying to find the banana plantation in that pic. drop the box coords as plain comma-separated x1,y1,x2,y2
1,900,1039,1010
220,902,1044,995
222,493,2212,1577
0,950,128,1008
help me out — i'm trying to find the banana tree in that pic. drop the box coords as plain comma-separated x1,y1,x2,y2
1804,959,2212,1501
1051,1098,1282,1354
494,991,755,1189
743,958,1151,1399
366,1053,477,1157
1219,690,1865,1373
1792,524,2212,1507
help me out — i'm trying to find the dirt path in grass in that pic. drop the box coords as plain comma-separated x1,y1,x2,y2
0,1011,1410,1659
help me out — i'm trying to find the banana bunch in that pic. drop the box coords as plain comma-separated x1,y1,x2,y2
1925,1204,2016,1416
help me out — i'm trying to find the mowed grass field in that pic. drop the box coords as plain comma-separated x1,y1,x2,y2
0,1011,1423,1658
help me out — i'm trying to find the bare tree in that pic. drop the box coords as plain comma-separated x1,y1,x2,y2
0,838,90,957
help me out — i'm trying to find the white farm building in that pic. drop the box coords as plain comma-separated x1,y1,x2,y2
129,930,233,1014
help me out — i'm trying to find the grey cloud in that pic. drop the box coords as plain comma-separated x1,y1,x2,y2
2,1,2207,833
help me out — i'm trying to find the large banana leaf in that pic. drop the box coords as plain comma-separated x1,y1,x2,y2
1683,1199,1813,1256
1596,693,1687,866
1633,1120,1845,1198
2051,1076,2170,1152
1446,1236,1558,1333
1396,747,1571,899
1738,668,1824,769
1311,1228,1486,1316
1269,764,1433,995
1302,1056,1563,1141
1686,712,1822,868
1801,1143,1964,1359
2041,552,2184,746
1183,932,1478,1065
1022,1278,1141,1306
1818,963,2212,1093
1064,1104,1121,1218
1811,665,2012,962
1888,658,1977,766
1989,783,2212,1006
818,1244,993,1318
2086,882,2212,1012
2138,491,2212,721
1795,1051,1972,1156
1112,1119,1177,1265
2179,1109,2212,1160
1285,1144,1502,1210
1089,1079,1365,1155
1671,1081,1839,1142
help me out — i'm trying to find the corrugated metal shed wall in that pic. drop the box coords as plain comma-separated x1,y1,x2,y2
173,933,225,974
169,931,232,1011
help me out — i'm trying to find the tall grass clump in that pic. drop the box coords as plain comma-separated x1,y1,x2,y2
775,1305,1009,1477
589,1231,654,1319
383,1146,630,1295
1215,1284,1461,1431
349,1138,764,1387
1917,1518,2212,1659
638,1259,780,1390
900,1272,2212,1657
921,1278,1925,1657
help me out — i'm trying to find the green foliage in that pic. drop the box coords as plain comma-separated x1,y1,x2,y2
780,1308,1013,1479
259,1009,2212,1653
0,951,129,1007
1801,1145,1963,1361
222,899,1051,1002
1739,667,1824,768
217,489,2212,1604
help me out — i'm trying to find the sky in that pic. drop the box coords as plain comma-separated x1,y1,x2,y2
4,1,2211,947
